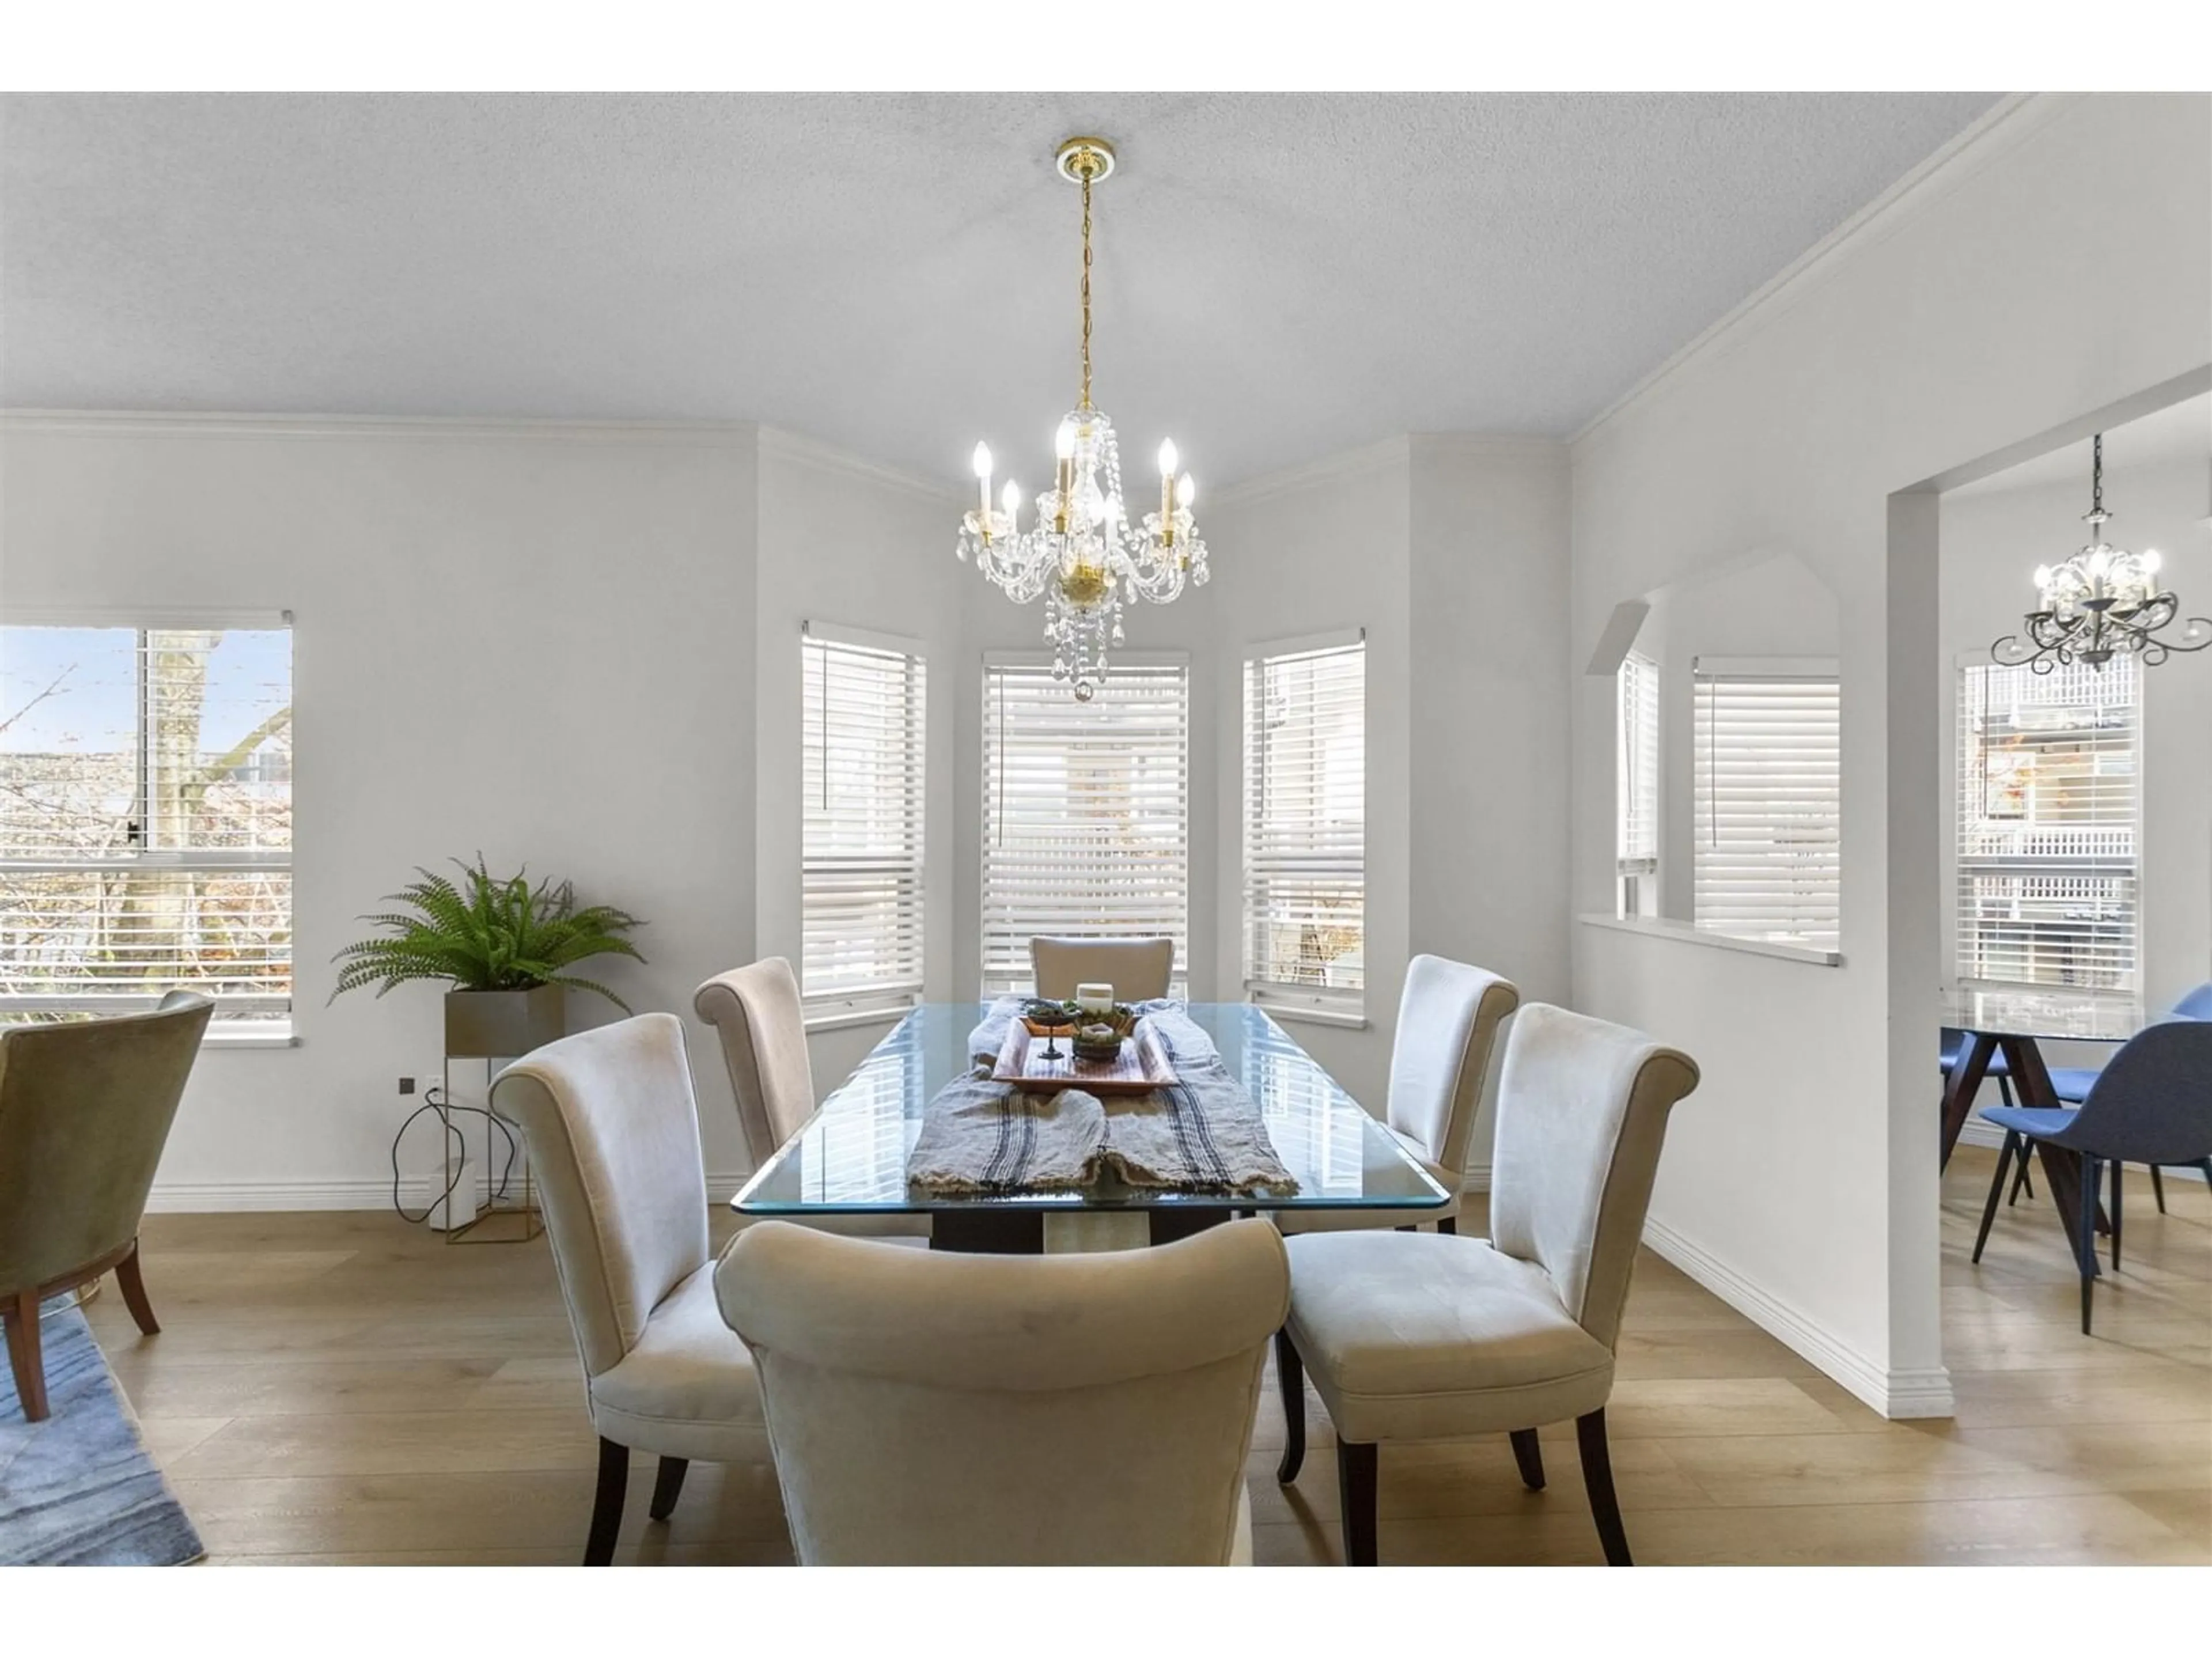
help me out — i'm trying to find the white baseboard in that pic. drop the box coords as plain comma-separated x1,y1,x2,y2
146,1179,406,1213
1640,1214,1956,1421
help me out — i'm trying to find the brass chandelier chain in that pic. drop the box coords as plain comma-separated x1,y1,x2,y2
1079,161,1094,410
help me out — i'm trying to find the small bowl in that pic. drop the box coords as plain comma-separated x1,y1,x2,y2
1071,1026,1126,1063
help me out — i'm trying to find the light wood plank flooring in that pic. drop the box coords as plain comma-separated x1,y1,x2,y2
80,1148,2210,1566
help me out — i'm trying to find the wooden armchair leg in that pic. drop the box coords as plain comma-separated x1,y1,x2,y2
1576,1408,1633,1565
649,1456,689,1521
4,1291,50,1422
585,1438,629,1565
1273,1327,1306,1483
1509,1428,1546,1490
115,1240,161,1336
1335,1439,1379,1566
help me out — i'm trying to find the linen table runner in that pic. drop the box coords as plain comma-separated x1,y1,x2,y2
906,999,1297,1196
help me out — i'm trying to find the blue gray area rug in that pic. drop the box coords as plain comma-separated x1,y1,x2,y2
0,1302,204,1565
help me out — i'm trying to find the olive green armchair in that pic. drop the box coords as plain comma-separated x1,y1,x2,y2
1,991,212,1421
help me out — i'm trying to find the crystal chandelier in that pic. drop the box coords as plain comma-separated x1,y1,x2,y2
956,137,1207,701
1993,431,2210,674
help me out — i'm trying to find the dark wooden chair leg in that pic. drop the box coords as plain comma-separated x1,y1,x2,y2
1509,1429,1546,1490
3,1291,50,1422
1437,1216,1457,1236
585,1437,628,1565
1273,1328,1306,1483
2108,1158,2123,1271
1335,1440,1378,1566
649,1456,689,1521
2078,1158,2101,1336
115,1240,161,1336
1576,1408,1633,1565
2148,1165,2166,1214
1972,1132,2017,1263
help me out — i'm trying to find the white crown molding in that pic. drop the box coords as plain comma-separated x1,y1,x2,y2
1409,433,1570,465
1571,92,2073,451
0,408,760,445
1209,435,1413,508
756,423,965,506
1642,1213,1955,1421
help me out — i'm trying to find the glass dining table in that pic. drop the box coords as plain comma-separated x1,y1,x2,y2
1938,987,2149,1259
732,1002,1450,1252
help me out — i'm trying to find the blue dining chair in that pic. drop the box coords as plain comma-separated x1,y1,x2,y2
2041,980,2212,1213
1971,1020,2212,1335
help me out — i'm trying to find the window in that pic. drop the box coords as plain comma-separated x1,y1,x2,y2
1955,657,2138,993
1,622,293,1031
981,656,1188,996
1243,636,1365,1012
1615,649,1659,917
801,627,926,1020
1692,661,1840,948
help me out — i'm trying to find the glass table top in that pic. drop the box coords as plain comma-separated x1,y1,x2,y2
733,1003,1449,1215
1941,988,2149,1044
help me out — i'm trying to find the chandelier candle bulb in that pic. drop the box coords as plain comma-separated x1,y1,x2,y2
973,443,994,541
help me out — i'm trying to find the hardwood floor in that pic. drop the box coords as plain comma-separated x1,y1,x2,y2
81,1149,2210,1566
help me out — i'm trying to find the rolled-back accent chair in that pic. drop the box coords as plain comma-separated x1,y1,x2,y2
490,1013,770,1564
1029,935,1175,1003
1279,955,1519,1236
717,1218,1289,1565
1972,1018,2212,1334
694,958,928,1241
1276,1002,1699,1566
1,991,211,1422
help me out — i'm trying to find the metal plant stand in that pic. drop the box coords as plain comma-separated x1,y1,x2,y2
440,985,563,1245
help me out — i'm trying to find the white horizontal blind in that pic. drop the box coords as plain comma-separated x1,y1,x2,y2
801,630,926,1017
1955,657,2139,993
1616,650,1659,904
1692,666,1840,948
1244,639,1365,1000
0,624,293,1024
981,657,1188,995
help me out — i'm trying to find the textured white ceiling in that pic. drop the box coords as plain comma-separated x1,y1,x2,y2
1,91,2001,484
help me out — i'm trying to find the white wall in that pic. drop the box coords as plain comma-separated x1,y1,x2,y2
0,415,761,1204
751,429,966,1109
0,414,986,1203
1205,435,1574,1136
1204,442,1414,1107
1568,92,2211,1415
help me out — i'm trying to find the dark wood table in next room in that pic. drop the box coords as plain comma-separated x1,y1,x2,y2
1939,988,2146,1259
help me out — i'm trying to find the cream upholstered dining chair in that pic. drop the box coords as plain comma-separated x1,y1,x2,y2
1029,935,1175,1002
490,1014,770,1565
1275,1003,1699,1566
1278,954,1518,1237
693,957,929,1241
716,1218,1289,1565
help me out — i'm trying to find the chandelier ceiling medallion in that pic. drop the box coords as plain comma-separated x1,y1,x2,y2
956,137,1206,701
1993,431,2210,675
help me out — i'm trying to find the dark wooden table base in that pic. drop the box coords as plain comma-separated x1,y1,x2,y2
1940,1029,2105,1263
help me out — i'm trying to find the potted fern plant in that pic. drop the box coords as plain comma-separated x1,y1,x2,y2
332,857,646,1058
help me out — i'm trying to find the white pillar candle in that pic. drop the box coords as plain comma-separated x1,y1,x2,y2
1075,982,1115,1014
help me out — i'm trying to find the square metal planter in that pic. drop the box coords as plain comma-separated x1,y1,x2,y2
444,984,566,1060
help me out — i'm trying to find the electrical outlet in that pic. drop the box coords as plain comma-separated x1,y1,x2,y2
398,1076,416,1095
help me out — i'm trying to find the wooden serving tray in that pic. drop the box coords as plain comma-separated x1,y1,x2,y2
993,1018,1177,1095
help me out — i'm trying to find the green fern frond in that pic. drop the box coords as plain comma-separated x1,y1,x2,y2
329,856,647,1010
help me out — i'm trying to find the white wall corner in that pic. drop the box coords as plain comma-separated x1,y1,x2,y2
1641,1215,1956,1421
756,423,966,505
